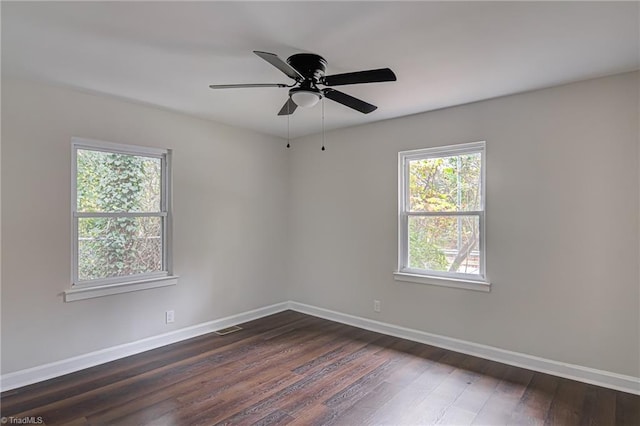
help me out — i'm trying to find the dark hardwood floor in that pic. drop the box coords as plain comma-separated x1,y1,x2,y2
1,310,638,425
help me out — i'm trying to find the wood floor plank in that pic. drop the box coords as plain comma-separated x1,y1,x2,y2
322,338,424,413
382,344,448,387
327,381,403,425
399,353,491,425
544,377,588,426
284,344,395,417
288,403,337,426
2,311,638,426
508,372,560,425
109,397,180,426
616,390,640,425
436,405,478,425
365,351,467,425
579,384,617,426
451,360,510,415
470,365,535,425
252,408,296,426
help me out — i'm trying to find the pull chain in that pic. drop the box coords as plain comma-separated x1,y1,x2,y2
286,99,291,148
321,98,325,151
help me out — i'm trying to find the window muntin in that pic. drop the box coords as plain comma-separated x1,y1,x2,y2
399,142,486,282
72,138,171,287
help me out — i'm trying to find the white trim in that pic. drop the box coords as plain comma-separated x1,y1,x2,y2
73,270,169,289
71,137,168,158
2,301,638,395
399,141,486,161
163,149,173,275
71,143,78,287
0,302,289,391
287,301,640,395
393,271,491,292
64,275,179,301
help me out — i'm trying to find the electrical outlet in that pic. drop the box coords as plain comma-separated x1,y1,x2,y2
165,310,175,324
373,300,381,313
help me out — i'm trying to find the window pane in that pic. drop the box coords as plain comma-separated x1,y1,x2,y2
408,153,481,212
77,149,161,213
78,216,163,281
408,215,480,275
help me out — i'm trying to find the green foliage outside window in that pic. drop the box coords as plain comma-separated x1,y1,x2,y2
407,153,481,274
77,150,162,281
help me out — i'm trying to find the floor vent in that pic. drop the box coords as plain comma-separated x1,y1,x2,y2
214,325,243,336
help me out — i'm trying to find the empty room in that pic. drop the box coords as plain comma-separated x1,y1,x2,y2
1,1,639,425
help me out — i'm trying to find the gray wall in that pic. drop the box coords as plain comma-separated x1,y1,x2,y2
288,72,639,377
2,72,639,379
1,79,290,373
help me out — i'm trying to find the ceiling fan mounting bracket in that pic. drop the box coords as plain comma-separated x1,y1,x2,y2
289,80,321,96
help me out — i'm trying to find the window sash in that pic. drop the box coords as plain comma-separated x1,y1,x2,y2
398,142,486,282
398,211,485,281
72,138,171,288
400,144,485,214
72,214,168,288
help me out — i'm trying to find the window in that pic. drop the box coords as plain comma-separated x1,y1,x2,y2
67,138,176,301
396,141,488,291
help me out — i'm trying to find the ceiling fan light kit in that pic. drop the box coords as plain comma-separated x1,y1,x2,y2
289,80,322,108
209,50,397,116
291,90,320,108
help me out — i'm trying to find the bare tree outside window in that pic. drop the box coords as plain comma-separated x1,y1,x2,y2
399,142,486,282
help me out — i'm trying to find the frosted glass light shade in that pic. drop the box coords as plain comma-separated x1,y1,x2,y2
291,91,320,108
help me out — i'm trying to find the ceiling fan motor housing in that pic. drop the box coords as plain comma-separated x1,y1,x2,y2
287,53,327,83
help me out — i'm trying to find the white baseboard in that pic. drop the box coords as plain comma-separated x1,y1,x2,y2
3,300,639,396
0,302,289,392
288,301,640,395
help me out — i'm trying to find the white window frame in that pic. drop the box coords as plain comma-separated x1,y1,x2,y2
66,137,177,301
394,141,490,292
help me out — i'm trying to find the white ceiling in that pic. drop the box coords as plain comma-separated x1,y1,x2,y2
2,1,638,139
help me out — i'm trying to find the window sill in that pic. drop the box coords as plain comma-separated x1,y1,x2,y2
64,275,179,302
393,272,490,292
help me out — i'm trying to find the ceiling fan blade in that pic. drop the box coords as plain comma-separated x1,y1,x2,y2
323,89,377,114
209,83,288,89
278,98,298,116
323,68,396,86
254,51,303,81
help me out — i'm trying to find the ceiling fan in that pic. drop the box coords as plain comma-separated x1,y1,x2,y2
209,51,397,115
